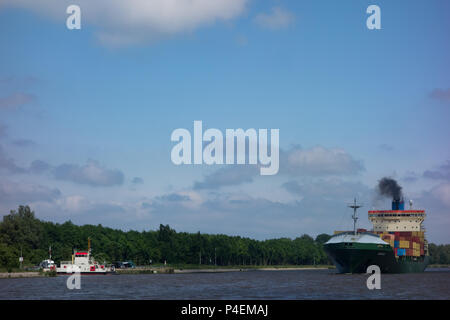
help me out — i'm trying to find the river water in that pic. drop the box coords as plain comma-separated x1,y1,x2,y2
0,268,449,300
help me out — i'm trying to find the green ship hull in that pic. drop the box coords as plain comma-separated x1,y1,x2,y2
324,242,430,274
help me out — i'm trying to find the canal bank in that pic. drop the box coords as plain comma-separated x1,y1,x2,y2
0,272,42,279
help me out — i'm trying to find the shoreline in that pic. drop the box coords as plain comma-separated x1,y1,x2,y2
2,264,448,278
0,272,42,279
0,266,334,278
174,267,332,273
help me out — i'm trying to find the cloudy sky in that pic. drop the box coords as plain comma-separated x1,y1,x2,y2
0,0,449,243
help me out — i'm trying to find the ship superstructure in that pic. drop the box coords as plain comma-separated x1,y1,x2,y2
369,199,426,233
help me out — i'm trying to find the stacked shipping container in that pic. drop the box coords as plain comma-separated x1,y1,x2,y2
376,231,425,257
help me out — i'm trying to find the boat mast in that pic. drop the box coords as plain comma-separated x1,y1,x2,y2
349,198,363,235
88,237,92,263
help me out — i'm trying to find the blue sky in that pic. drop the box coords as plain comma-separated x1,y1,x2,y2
0,0,449,243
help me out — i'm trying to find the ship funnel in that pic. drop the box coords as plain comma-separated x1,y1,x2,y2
392,198,405,210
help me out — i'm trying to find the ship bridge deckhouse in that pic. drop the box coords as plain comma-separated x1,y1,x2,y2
369,199,425,232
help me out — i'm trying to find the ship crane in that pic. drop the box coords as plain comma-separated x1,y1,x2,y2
348,198,363,235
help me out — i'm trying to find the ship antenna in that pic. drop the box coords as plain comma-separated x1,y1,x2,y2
348,198,363,235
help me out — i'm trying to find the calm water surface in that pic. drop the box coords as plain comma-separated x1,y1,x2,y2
1,269,449,300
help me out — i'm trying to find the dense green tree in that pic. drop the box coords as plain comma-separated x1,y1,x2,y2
1,206,448,268
0,242,18,271
315,234,332,245
429,243,450,264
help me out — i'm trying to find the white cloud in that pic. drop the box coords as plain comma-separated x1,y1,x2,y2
25,195,131,227
12,139,36,147
0,92,36,110
53,195,126,215
53,159,125,187
190,145,363,190
193,165,259,190
0,144,27,174
0,179,61,207
283,146,364,176
282,178,371,200
1,0,248,46
254,7,295,30
423,160,450,181
59,195,86,212
142,190,204,212
431,183,450,207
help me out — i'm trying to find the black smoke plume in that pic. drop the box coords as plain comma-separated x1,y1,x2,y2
377,177,402,200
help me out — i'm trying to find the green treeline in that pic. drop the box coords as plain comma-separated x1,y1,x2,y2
428,244,450,265
1,206,449,270
0,206,331,268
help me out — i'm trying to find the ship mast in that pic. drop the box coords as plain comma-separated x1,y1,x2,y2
348,198,363,235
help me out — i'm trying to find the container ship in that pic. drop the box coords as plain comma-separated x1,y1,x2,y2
324,198,430,273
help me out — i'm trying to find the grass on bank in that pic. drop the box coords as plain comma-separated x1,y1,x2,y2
128,263,335,270
427,264,450,268
0,267,39,273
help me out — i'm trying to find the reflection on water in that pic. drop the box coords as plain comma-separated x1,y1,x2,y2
1,269,449,300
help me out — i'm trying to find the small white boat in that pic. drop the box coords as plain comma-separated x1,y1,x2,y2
56,239,115,275
39,259,56,272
